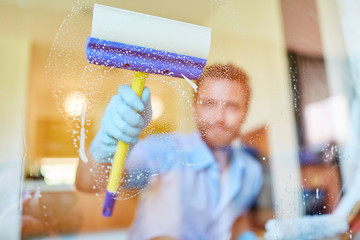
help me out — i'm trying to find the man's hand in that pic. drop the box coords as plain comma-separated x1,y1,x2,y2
237,231,258,240
90,85,152,163
150,236,177,240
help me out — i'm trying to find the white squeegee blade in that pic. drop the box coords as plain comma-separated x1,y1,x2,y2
90,4,211,59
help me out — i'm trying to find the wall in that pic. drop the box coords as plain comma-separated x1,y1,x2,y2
0,36,30,240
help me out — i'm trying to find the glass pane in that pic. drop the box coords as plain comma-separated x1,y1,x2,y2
0,0,359,239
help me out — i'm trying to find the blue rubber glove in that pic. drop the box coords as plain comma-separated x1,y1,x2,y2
237,231,258,240
90,85,152,163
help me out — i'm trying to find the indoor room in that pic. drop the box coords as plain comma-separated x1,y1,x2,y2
1,0,359,239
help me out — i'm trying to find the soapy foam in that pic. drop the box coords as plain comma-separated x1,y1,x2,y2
181,74,198,93
47,1,197,200
79,105,88,163
265,213,348,240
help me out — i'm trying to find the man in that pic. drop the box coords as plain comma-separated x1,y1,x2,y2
76,64,263,240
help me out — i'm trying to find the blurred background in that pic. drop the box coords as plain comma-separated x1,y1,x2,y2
0,0,359,239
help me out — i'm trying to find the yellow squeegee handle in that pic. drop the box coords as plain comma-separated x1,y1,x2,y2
103,71,148,217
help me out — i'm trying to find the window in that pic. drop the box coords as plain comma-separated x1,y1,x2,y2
1,0,359,239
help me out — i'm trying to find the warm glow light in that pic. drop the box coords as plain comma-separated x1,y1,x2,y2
64,91,87,117
151,95,164,120
40,158,78,185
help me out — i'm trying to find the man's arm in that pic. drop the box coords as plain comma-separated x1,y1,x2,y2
231,213,257,240
150,237,177,240
75,85,152,192
75,148,110,192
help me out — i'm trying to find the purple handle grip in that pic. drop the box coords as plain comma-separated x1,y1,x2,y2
102,190,117,217
85,37,207,80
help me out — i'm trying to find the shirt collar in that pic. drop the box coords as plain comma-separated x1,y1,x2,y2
185,132,247,174
184,131,216,171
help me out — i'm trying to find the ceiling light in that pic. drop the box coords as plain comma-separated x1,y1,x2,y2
151,95,164,120
64,91,87,117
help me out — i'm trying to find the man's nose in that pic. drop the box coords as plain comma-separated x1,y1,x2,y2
214,104,226,123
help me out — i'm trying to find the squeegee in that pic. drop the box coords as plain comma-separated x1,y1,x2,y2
85,3,211,217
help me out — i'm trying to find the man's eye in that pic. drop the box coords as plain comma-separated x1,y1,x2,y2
227,103,238,109
203,101,216,107
225,103,242,111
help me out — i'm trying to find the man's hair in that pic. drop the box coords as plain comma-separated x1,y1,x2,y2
195,63,252,104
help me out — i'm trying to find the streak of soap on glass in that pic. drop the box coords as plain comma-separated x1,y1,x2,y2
0,0,359,239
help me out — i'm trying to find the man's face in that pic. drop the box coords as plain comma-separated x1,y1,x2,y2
194,77,249,148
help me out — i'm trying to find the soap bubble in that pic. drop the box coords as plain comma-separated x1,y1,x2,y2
46,0,197,202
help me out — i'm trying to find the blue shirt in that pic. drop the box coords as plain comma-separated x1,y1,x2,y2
125,132,263,240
